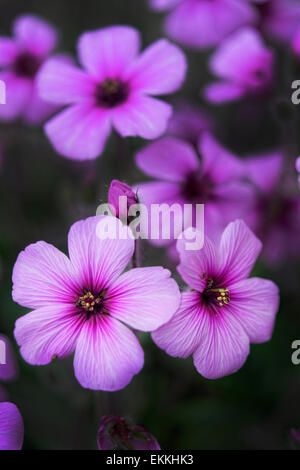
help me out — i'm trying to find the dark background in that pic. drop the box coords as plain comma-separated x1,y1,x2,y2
0,0,300,450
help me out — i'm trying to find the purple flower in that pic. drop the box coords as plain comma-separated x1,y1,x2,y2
0,14,58,124
296,157,300,189
37,26,187,161
150,0,256,49
108,180,138,223
135,132,253,243
0,402,24,450
12,216,180,391
152,220,279,379
253,0,300,43
245,153,300,264
97,415,161,450
204,27,274,104
0,334,18,382
167,102,213,146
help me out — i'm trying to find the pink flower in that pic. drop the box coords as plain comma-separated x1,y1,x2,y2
0,14,58,124
135,132,253,243
204,27,274,104
253,0,300,43
0,402,24,450
245,152,300,264
12,216,180,391
152,220,279,379
97,415,161,450
167,102,213,146
108,180,138,223
150,0,257,49
37,26,187,160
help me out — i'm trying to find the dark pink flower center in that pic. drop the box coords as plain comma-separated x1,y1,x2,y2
95,78,129,108
13,52,41,79
181,171,213,203
76,289,106,316
203,277,231,307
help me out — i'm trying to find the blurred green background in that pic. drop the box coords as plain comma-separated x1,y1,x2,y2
0,0,300,450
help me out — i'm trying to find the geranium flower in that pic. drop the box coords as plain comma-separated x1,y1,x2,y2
152,220,279,379
204,27,274,104
245,152,300,264
135,132,253,244
149,0,256,49
37,26,187,160
97,415,161,450
0,14,58,124
12,216,180,391
0,402,24,450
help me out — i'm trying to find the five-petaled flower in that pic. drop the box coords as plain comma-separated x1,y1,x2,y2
12,216,180,391
0,14,58,124
37,25,187,160
152,219,279,379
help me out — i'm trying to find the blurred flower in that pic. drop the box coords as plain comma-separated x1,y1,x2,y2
296,157,300,189
0,14,58,124
253,0,300,43
37,26,187,160
152,219,279,379
97,415,161,450
204,27,274,104
135,133,253,244
150,0,257,50
167,102,213,146
12,216,180,391
0,402,24,450
245,152,300,264
0,334,18,382
108,180,138,223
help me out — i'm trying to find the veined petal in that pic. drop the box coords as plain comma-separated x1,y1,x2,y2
78,26,141,79
112,95,172,139
68,216,134,293
44,104,111,160
0,403,24,450
37,57,96,105
193,308,250,379
228,277,279,343
106,267,180,331
152,291,204,357
127,39,187,95
218,219,262,286
74,315,144,391
14,304,83,365
13,14,57,57
135,137,199,182
12,241,79,309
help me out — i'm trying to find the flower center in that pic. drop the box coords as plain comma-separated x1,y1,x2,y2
13,52,41,78
76,289,106,315
181,171,213,203
203,277,231,307
95,78,129,108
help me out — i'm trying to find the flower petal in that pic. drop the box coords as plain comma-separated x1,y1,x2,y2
218,219,262,286
245,152,282,193
228,277,279,343
68,216,134,293
14,304,82,365
0,335,18,381
112,95,172,139
135,137,199,182
152,291,204,357
0,72,31,121
127,39,187,95
0,37,18,66
13,14,57,56
177,229,217,292
203,82,245,104
106,267,180,331
0,402,24,450
44,104,111,160
22,85,58,125
37,57,96,105
150,0,182,11
12,241,79,309
78,26,141,79
74,315,144,391
193,308,250,379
